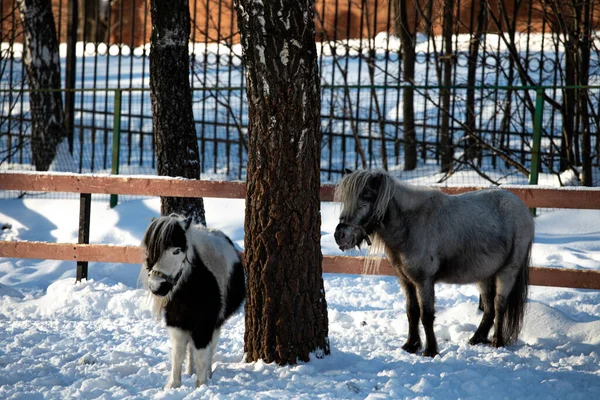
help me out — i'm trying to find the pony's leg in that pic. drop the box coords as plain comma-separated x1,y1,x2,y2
165,327,189,389
191,325,217,386
399,278,422,353
416,279,438,357
185,342,194,375
208,328,221,379
192,345,212,387
470,279,496,345
492,269,519,347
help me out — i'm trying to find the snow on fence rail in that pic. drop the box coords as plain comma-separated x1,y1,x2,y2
1,171,600,289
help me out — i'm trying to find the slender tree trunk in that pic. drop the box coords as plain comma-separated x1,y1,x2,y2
579,0,592,186
394,0,417,171
364,0,388,171
440,0,454,173
236,0,330,365
465,0,486,162
17,0,66,171
421,0,435,161
149,0,206,224
561,32,576,172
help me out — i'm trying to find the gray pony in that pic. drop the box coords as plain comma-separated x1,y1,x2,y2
334,169,534,357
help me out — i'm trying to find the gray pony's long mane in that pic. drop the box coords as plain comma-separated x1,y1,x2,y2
334,169,397,274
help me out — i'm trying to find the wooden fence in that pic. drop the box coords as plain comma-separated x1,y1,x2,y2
1,171,600,289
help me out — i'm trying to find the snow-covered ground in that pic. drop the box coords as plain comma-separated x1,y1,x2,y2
1,196,599,399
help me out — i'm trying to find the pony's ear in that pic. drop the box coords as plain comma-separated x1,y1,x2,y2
343,168,353,175
367,173,383,190
183,216,193,231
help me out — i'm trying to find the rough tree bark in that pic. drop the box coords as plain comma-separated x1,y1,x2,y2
235,0,330,364
149,0,206,224
17,0,66,171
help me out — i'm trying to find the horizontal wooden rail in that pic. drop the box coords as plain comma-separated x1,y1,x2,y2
1,241,600,290
2,171,600,208
0,172,247,199
2,171,600,290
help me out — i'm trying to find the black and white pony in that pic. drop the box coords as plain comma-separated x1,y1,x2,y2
334,169,533,357
140,214,245,389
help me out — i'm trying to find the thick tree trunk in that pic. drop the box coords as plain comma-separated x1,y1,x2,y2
236,0,330,365
149,0,205,224
17,0,66,171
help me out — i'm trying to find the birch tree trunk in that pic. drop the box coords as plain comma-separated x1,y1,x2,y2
17,0,66,171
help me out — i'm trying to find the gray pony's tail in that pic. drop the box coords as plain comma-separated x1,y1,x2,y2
503,241,531,345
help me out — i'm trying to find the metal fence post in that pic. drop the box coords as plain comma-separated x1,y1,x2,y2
110,90,122,208
529,87,544,215
76,193,92,282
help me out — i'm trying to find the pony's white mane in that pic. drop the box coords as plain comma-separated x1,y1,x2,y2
364,234,386,275
139,264,194,322
334,169,397,275
139,262,194,321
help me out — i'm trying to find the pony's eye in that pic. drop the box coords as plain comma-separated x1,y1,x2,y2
173,248,181,255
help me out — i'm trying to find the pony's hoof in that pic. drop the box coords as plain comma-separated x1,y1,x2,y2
469,335,491,346
491,338,505,348
421,348,438,358
195,378,209,388
164,380,181,390
401,341,422,354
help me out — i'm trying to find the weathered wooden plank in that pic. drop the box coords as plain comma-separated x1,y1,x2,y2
0,172,247,199
321,255,600,290
0,241,144,264
2,172,600,208
2,241,600,290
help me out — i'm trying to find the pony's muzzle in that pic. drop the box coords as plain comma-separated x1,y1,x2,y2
335,223,364,251
149,278,173,297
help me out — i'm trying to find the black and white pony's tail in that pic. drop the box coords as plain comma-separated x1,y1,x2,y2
503,242,531,345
